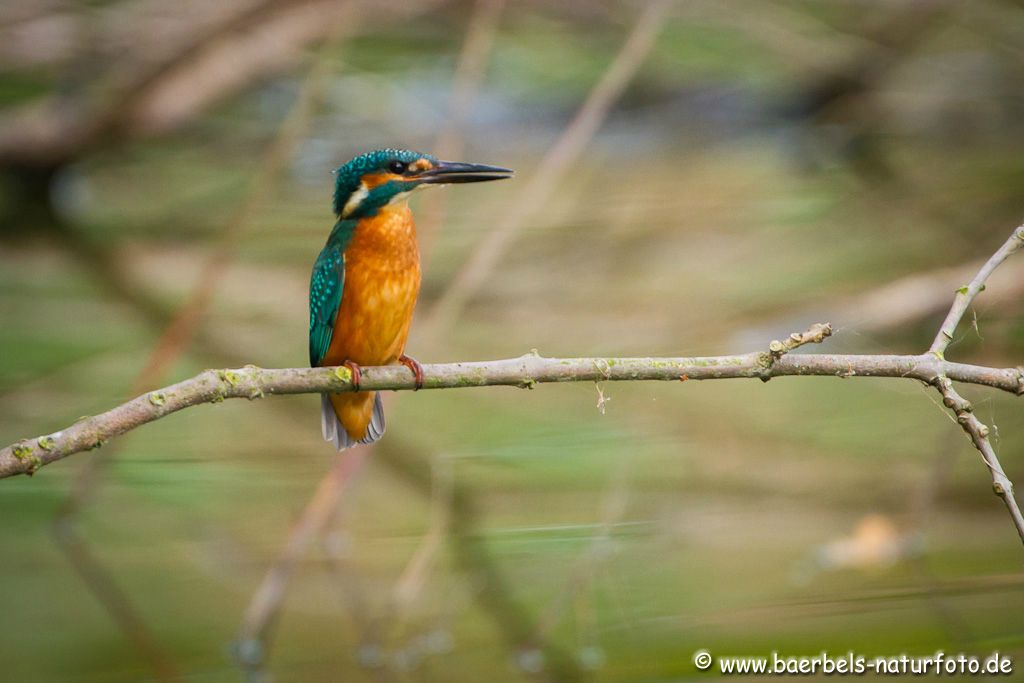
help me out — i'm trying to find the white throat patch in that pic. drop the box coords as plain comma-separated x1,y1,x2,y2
341,181,369,218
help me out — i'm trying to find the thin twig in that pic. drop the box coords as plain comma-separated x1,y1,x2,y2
932,378,1024,544
5,342,1023,479
766,322,833,360
929,225,1024,356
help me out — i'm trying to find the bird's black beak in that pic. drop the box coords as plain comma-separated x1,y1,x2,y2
418,161,513,184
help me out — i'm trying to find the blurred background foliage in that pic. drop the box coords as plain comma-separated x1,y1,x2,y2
2,0,1024,681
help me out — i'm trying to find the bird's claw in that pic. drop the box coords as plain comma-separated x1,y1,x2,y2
343,360,362,391
399,354,424,390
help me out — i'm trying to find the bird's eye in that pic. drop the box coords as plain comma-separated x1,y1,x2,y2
389,160,408,174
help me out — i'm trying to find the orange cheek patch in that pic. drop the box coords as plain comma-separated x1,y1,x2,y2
410,158,433,172
362,172,405,189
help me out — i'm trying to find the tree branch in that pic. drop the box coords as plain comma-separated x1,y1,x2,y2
3,340,1023,479
6,224,1024,552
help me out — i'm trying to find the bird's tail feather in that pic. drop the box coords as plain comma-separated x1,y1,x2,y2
361,392,386,444
320,393,386,450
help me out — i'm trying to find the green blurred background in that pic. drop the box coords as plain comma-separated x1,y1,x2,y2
2,1,1024,681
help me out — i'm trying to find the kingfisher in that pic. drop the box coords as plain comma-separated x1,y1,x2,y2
310,148,512,449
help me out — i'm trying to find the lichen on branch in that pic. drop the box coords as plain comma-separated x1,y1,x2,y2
1,342,1022,479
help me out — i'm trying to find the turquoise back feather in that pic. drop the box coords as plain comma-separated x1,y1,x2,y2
309,219,357,366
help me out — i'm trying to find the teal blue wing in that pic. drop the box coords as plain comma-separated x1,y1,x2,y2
309,220,358,366
309,244,344,366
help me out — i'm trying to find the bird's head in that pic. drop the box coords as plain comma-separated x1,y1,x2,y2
332,148,512,219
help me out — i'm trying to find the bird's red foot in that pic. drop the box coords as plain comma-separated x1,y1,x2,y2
399,354,424,390
343,360,363,391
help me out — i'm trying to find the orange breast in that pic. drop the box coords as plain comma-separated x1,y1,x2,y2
322,204,422,368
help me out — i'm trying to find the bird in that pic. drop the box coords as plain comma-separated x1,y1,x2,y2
310,148,512,449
